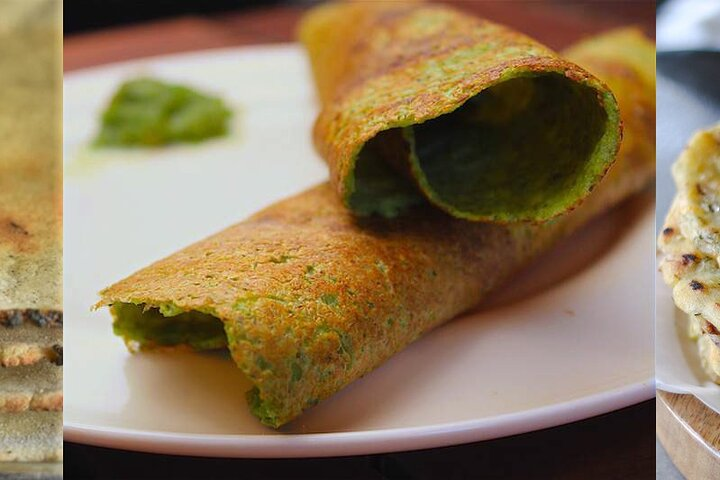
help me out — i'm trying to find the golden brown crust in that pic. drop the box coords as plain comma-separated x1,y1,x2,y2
29,391,62,411
0,345,59,368
102,184,541,426
0,391,63,413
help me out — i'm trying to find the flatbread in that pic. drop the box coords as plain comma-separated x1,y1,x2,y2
299,1,621,222
99,29,655,427
668,127,720,259
658,125,720,382
0,361,62,412
0,0,62,465
0,412,62,462
688,313,720,382
0,0,62,320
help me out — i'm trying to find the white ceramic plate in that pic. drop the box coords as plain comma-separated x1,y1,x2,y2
63,44,654,458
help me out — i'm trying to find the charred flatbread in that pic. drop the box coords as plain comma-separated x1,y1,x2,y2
659,125,720,382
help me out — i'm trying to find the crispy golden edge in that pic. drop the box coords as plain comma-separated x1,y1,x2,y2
0,392,63,413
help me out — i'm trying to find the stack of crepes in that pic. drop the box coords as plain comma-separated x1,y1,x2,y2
0,0,63,463
659,126,720,382
99,2,656,428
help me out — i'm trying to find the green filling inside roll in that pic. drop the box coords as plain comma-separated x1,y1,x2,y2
346,143,424,218
111,302,226,351
349,73,614,222
111,301,348,428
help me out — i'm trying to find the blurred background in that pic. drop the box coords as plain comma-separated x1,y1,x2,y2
64,0,654,72
66,0,652,34
655,0,720,222
657,0,720,50
67,0,285,33
66,0,298,33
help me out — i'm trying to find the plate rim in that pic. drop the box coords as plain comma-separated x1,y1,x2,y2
64,380,653,458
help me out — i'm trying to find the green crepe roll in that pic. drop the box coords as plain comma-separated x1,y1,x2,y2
299,1,622,223
98,29,655,428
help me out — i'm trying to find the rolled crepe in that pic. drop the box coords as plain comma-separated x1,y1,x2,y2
299,1,622,222
99,29,655,428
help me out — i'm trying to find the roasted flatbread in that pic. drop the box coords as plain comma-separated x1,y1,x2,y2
659,125,720,382
99,29,655,427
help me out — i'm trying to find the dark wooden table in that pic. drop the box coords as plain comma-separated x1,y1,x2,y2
64,2,656,478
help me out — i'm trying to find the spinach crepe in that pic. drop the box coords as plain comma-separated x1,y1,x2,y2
299,1,622,222
99,29,655,428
